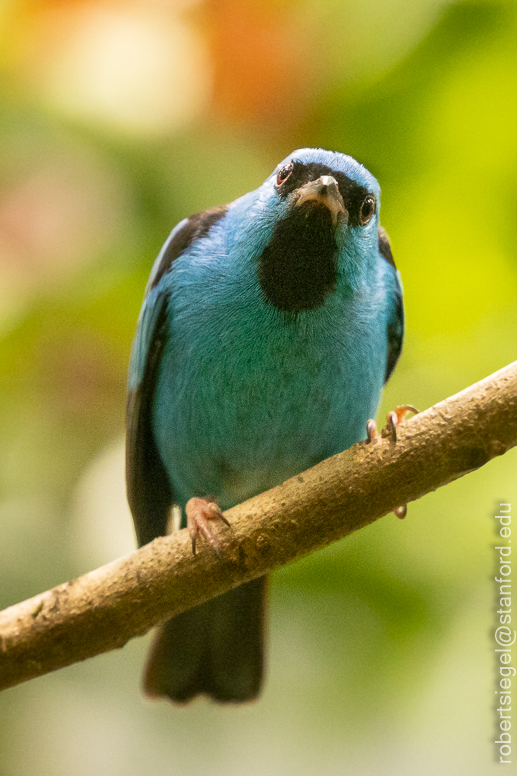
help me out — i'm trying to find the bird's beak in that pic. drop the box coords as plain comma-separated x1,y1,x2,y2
294,175,347,226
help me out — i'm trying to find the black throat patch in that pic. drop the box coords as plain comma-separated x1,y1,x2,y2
258,201,338,313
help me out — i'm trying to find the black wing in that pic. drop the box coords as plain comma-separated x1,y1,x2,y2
378,227,404,383
126,288,172,547
126,207,228,547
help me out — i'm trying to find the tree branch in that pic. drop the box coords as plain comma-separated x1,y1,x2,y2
1,361,517,692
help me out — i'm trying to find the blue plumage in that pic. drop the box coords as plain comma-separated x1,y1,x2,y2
126,148,403,703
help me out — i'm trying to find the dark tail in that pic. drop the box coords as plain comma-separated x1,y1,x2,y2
143,576,267,703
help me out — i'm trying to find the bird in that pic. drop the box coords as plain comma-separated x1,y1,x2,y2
125,147,404,704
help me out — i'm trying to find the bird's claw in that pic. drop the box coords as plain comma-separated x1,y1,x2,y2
393,504,407,519
365,405,419,519
381,404,418,442
186,497,230,555
381,404,419,441
366,418,380,444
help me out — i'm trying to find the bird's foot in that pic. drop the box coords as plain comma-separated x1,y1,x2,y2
186,496,231,555
366,405,419,519
381,404,419,442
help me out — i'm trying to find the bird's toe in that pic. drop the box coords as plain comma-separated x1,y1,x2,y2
186,497,230,555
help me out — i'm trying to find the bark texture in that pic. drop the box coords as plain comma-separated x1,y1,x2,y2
1,361,517,692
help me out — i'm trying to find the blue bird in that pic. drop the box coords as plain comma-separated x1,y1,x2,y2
126,147,404,703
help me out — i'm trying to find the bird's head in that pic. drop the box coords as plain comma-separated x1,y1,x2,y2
268,148,380,229
239,148,382,313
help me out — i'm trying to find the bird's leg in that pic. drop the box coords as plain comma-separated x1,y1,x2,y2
366,405,419,519
186,496,231,555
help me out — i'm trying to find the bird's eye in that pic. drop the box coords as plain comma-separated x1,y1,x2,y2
359,195,376,226
276,163,293,186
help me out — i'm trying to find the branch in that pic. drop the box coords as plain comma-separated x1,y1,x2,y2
1,361,517,692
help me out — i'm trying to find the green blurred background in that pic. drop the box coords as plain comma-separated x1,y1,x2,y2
0,0,516,773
